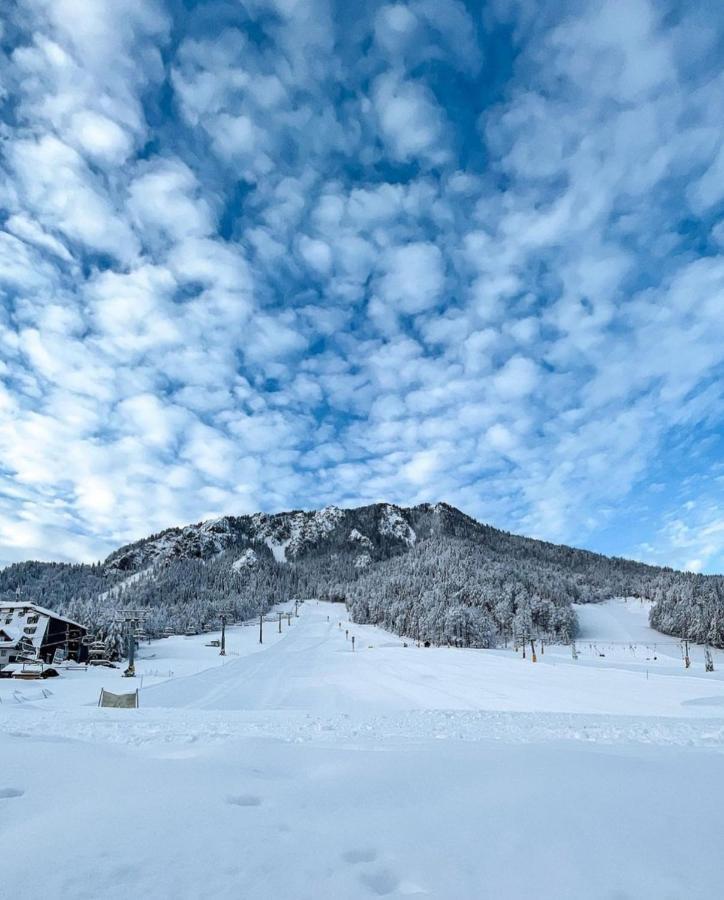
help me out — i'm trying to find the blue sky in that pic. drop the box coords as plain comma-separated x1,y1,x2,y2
0,0,723,572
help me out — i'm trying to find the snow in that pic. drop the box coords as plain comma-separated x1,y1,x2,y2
231,548,258,571
109,517,238,571
563,597,722,675
253,507,345,562
2,598,724,899
315,504,345,532
379,504,416,545
264,535,291,563
349,527,372,548
575,596,667,644
0,604,295,709
96,566,154,602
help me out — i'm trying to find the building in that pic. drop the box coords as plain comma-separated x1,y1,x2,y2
0,602,88,670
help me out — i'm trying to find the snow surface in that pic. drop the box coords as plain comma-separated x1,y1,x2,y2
231,548,258,571
349,527,373,548
264,535,291,563
252,506,346,563
96,566,154,602
2,598,724,899
379,504,416,545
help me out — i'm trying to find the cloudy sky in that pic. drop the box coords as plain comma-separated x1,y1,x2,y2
1,0,723,572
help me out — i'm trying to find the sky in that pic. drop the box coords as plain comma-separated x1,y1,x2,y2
0,0,723,573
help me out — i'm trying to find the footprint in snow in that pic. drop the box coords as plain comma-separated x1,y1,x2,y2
348,854,429,897
227,794,262,807
0,788,24,800
359,867,400,896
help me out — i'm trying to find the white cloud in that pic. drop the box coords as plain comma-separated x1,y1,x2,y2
298,236,333,274
412,0,482,75
378,242,445,314
688,142,724,214
493,356,538,399
374,4,419,55
70,110,134,164
486,423,518,455
640,499,724,574
5,214,74,262
87,265,180,357
372,70,450,166
8,1,168,167
374,0,481,74
128,159,216,243
8,135,139,261
210,112,259,160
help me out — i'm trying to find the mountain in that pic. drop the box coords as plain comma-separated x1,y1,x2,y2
102,503,418,572
1,502,722,648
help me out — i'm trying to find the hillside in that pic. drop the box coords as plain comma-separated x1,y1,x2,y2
1,502,722,647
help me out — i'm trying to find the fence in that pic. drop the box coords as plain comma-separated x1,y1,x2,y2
98,688,139,708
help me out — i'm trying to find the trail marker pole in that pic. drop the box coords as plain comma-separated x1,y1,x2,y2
351,636,355,652
345,630,348,640
278,612,282,634
259,612,263,644
220,614,227,656
530,639,537,663
295,600,299,617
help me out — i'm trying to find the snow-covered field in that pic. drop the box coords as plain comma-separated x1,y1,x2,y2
2,598,723,899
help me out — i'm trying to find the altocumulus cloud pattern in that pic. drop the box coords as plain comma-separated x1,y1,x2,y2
0,0,723,571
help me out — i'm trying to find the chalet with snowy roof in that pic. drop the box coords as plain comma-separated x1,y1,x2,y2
0,602,87,670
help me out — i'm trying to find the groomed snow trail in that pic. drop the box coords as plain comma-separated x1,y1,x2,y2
143,603,387,711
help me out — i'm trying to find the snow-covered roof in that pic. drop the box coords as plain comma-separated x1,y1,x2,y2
0,625,22,646
0,602,85,630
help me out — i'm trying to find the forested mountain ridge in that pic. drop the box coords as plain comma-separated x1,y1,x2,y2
1,502,722,648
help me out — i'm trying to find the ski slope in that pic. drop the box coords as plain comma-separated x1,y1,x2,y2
575,597,665,644
1,599,724,899
138,601,724,719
